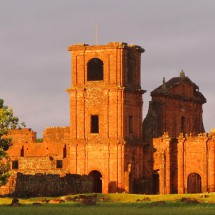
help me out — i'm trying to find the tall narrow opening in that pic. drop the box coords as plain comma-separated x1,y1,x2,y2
89,170,102,193
129,115,133,134
63,145,67,158
127,52,134,84
153,172,159,194
91,115,99,133
87,58,103,81
20,146,24,157
181,116,185,134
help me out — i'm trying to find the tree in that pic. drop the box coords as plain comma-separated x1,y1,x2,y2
0,99,25,185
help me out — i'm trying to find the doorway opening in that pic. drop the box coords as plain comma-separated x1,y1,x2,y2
89,170,102,193
153,172,159,194
187,173,201,193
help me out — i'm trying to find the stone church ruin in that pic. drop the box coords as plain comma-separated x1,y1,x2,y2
1,42,215,196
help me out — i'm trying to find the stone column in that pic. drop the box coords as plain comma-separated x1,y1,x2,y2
159,152,165,194
165,147,171,194
124,171,130,192
117,142,123,191
162,133,171,194
202,150,207,192
200,134,209,193
208,140,215,192
178,135,185,193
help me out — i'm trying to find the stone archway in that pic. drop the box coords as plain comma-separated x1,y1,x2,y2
187,173,201,193
89,170,102,193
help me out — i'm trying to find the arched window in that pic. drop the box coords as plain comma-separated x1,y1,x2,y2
87,58,103,81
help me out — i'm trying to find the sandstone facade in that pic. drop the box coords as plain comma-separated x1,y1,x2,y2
66,42,145,193
2,42,145,195
142,71,215,194
150,131,215,194
143,70,206,143
1,42,214,196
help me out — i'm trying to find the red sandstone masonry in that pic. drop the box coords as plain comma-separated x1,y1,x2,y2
0,173,92,197
2,42,145,195
152,131,215,194
1,42,214,196
67,42,145,193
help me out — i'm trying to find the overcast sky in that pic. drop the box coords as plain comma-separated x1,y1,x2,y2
1,0,215,137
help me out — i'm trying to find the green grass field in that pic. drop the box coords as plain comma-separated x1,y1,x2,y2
1,193,215,215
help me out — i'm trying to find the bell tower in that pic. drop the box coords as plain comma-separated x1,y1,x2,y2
67,42,145,193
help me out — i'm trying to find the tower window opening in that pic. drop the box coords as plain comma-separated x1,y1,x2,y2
181,116,185,134
127,53,134,84
20,146,24,157
56,160,63,168
129,115,133,134
12,160,19,169
87,58,103,81
63,145,67,158
91,115,99,133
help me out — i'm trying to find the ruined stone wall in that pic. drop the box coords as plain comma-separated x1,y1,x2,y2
152,133,171,194
43,126,70,143
143,75,206,143
6,128,36,143
6,127,71,176
12,157,68,175
151,131,215,194
11,173,92,197
177,132,215,193
144,95,204,140
124,91,143,139
182,135,208,191
124,143,144,193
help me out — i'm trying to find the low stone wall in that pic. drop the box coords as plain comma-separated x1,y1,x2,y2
11,172,93,197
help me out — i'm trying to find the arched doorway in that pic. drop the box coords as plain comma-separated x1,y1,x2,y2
153,173,159,194
89,170,102,193
187,173,201,193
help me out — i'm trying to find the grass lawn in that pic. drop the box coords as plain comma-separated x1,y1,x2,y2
0,193,215,215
